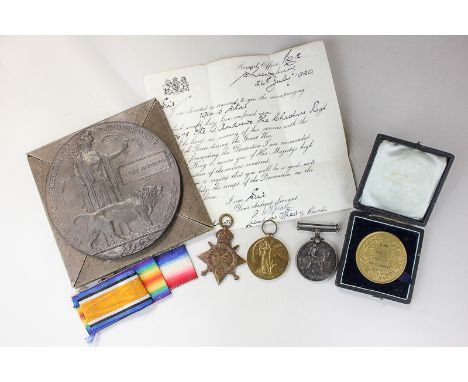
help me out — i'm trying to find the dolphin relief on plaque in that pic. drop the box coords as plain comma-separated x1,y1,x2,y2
45,122,181,259
145,41,355,228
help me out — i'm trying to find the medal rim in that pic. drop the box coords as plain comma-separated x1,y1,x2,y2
247,236,289,280
355,230,408,284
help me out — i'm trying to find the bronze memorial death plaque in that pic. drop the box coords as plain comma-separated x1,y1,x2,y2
45,121,181,259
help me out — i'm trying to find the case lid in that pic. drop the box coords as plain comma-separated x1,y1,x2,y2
354,134,454,227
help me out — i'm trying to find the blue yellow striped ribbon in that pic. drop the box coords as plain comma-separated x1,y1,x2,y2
72,245,197,341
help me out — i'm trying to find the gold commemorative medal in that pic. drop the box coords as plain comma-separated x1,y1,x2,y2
247,220,289,280
356,231,407,284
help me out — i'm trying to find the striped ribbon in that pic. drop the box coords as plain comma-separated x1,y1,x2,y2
72,245,197,340
156,245,198,289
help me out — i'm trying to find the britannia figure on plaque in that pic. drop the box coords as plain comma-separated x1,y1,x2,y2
73,130,128,212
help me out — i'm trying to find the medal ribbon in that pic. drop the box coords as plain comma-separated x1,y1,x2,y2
72,245,197,341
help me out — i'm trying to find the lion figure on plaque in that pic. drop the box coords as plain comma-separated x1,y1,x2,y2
74,184,163,251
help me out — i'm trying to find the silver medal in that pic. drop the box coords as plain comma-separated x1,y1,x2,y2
296,222,339,281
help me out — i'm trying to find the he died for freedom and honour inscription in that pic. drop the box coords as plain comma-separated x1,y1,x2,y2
145,41,355,228
45,122,181,259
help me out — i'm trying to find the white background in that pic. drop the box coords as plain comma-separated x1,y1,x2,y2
1,35,467,346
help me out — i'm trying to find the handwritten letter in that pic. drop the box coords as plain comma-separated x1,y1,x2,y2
145,41,355,227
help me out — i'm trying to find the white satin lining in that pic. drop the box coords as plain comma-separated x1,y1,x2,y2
360,140,447,220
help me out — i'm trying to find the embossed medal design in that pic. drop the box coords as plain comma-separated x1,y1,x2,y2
296,222,339,281
198,214,246,284
356,231,407,284
46,122,181,259
247,220,289,280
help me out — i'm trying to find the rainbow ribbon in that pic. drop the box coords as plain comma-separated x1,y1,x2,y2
72,245,197,341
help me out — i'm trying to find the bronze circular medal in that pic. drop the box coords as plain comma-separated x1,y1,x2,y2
356,231,407,284
45,122,181,259
247,220,289,280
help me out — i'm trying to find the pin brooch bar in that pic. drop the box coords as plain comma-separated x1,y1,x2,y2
296,222,339,232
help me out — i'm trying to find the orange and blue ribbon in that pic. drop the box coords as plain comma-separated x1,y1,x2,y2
72,245,196,341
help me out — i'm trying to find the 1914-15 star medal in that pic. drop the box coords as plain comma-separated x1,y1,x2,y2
198,214,246,284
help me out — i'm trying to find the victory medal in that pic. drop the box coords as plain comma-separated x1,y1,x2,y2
247,220,289,280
